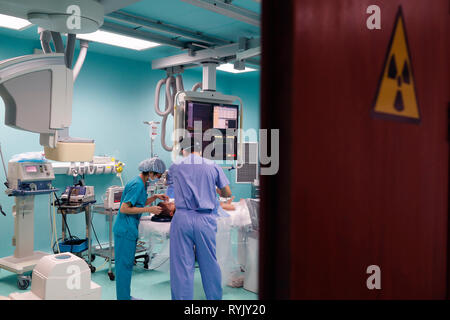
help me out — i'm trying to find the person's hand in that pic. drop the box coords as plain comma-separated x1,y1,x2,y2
145,206,162,215
155,194,169,202
225,196,235,205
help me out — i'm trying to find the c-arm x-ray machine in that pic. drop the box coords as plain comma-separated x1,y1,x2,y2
0,0,105,295
0,0,104,162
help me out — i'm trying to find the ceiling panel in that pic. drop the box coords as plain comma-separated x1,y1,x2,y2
120,0,260,42
0,0,260,65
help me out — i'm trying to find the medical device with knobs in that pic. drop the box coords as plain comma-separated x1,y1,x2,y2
0,160,57,290
6,162,56,196
103,186,124,210
60,186,95,205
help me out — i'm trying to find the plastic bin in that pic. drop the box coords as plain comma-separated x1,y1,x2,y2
58,238,89,253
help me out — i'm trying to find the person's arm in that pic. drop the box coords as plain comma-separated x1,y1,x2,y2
145,194,169,206
215,164,232,198
120,202,162,215
217,185,232,198
220,196,236,210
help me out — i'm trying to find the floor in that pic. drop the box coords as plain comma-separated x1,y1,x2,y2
0,253,258,300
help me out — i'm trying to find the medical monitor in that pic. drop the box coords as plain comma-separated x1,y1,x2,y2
185,101,239,161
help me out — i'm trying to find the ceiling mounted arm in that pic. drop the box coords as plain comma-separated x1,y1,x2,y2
181,0,260,27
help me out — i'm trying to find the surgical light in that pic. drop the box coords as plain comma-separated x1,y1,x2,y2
217,63,256,74
76,30,160,51
0,14,32,30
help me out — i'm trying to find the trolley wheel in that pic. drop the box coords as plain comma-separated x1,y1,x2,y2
108,272,115,281
89,265,96,273
91,254,96,262
17,278,30,290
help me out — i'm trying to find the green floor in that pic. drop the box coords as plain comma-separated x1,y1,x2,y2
0,255,258,300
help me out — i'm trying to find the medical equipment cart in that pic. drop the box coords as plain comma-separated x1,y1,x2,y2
54,201,96,273
92,204,149,281
92,205,117,281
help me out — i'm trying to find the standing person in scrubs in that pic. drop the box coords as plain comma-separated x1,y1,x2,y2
167,140,232,300
113,157,169,300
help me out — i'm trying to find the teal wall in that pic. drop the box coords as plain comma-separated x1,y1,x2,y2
0,33,259,258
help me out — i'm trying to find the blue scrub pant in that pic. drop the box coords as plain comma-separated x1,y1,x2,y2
170,210,222,300
114,234,137,300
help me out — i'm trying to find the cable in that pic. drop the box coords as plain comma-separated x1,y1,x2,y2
51,192,60,253
89,213,103,251
53,190,84,254
0,142,8,180
146,256,169,271
119,174,124,188
53,191,74,239
93,257,109,272
49,193,54,249
50,31,64,53
65,33,76,69
154,73,185,152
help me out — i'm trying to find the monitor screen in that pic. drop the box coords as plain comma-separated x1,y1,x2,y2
114,191,123,203
185,100,239,160
25,166,37,173
213,105,238,129
186,102,214,131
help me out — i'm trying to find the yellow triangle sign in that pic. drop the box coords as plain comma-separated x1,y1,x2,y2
372,7,420,123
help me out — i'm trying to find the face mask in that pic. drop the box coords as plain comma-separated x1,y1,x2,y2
147,174,160,186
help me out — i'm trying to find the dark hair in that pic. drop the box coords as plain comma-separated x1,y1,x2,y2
144,171,160,176
179,136,202,153
157,202,175,217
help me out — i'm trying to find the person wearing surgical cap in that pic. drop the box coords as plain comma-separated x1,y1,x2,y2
113,157,169,300
166,137,232,300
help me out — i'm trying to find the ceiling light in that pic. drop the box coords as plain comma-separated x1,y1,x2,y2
76,30,160,51
217,63,257,74
0,14,32,30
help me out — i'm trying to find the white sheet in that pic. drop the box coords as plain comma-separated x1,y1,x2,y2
137,200,253,286
138,200,251,238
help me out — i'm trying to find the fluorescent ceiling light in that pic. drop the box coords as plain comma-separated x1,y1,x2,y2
77,30,160,51
0,14,32,30
217,63,257,73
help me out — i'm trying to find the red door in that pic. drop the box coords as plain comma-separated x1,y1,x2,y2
261,0,450,299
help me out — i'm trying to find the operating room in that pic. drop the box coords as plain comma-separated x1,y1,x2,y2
0,0,261,300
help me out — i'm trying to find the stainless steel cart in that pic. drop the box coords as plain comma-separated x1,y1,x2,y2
55,201,95,273
92,205,117,280
92,204,149,281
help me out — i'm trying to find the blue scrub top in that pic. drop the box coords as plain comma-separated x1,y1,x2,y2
167,154,230,213
113,176,148,240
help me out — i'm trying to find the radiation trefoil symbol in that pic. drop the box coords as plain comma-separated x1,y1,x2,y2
372,7,420,124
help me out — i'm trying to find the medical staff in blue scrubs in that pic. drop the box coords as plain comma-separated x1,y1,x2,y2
167,141,232,300
113,157,169,300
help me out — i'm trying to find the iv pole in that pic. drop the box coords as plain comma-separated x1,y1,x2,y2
144,121,160,158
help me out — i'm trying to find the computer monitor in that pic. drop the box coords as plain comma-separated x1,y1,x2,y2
186,101,213,131
213,104,238,129
185,101,239,160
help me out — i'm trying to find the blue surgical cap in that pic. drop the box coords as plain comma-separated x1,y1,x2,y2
138,157,166,174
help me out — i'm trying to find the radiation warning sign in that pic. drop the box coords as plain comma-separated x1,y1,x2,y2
372,7,420,123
